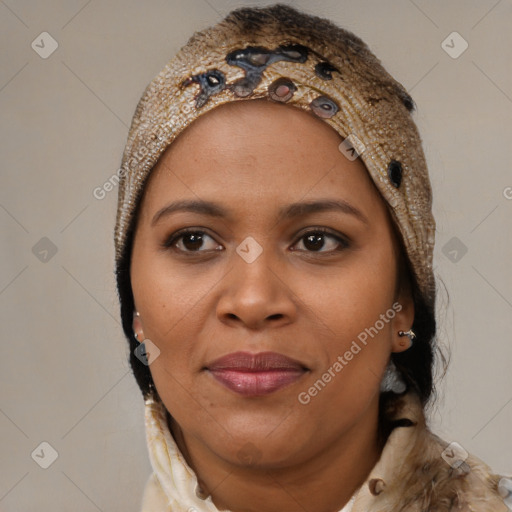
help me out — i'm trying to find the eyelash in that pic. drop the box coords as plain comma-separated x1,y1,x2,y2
161,227,350,256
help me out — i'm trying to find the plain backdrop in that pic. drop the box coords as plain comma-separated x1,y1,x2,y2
1,0,511,510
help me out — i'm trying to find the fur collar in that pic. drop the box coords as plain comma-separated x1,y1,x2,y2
352,391,511,511
141,391,511,511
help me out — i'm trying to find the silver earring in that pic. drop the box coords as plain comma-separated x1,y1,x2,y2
380,358,407,394
134,311,141,340
398,329,416,343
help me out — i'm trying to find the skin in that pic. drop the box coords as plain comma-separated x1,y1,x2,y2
130,98,414,512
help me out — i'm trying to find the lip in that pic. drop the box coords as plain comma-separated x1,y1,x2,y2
205,351,309,397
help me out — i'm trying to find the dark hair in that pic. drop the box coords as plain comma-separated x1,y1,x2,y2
374,209,450,445
116,209,157,400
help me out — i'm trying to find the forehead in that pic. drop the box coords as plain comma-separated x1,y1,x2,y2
173,98,340,150
140,99,385,220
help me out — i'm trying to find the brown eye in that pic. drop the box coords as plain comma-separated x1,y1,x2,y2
161,228,349,256
162,229,222,253
292,229,349,253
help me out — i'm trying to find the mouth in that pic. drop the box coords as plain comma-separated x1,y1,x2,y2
205,351,309,397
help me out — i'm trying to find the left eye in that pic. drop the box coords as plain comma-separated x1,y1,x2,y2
292,229,349,253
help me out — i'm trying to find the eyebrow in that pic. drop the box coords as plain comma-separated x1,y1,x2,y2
151,198,369,226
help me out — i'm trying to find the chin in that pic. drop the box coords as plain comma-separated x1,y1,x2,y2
200,416,314,467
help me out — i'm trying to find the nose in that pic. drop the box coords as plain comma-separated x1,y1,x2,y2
216,248,297,330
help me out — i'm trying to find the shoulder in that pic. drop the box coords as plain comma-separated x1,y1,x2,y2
353,391,512,511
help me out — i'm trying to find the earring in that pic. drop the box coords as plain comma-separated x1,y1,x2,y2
380,329,416,394
134,311,141,341
398,329,416,349
380,358,407,394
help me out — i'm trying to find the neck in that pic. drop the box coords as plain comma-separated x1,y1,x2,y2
167,392,384,512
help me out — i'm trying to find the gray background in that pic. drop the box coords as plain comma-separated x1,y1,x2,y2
1,0,511,510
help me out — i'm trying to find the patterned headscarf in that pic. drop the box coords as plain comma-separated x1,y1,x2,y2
114,3,436,308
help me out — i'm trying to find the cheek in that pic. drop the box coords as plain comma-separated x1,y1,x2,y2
131,245,211,338
130,250,224,399
304,243,397,338
297,274,396,432
300,242,397,391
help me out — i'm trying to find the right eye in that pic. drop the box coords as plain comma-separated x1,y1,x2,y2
162,229,223,254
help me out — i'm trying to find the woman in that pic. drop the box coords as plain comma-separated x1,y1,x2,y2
113,4,511,511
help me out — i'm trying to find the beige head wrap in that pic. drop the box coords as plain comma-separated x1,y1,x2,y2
114,4,436,308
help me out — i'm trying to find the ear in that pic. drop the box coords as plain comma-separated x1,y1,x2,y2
391,286,415,354
132,311,144,342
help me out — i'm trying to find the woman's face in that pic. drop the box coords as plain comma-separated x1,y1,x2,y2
131,99,414,468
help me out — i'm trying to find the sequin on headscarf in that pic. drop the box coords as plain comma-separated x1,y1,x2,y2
388,160,403,188
181,69,227,108
225,44,308,97
268,77,297,102
310,95,339,118
182,42,339,119
314,61,340,80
